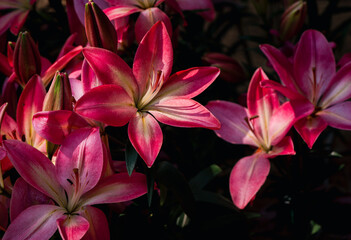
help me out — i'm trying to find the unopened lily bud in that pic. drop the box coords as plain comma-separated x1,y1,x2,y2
85,0,117,53
13,31,41,87
43,71,73,111
202,53,246,83
280,1,307,41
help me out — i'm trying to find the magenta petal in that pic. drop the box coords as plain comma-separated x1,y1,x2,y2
3,140,66,205
80,206,110,240
3,205,64,240
294,30,335,103
56,128,103,197
80,172,147,206
156,66,220,99
133,20,173,96
75,84,137,127
318,102,351,130
206,100,258,146
128,112,163,167
10,178,51,221
149,98,220,130
33,110,91,145
135,8,173,43
57,215,90,240
104,5,141,20
260,79,304,100
294,116,328,148
82,47,138,97
269,136,295,157
229,154,270,209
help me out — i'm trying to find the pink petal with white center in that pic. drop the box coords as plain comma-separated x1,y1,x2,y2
104,5,141,20
294,30,335,103
57,215,90,240
10,178,51,221
135,8,173,43
32,110,91,145
80,206,110,240
80,172,147,206
56,128,103,197
75,84,137,127
156,67,220,100
260,44,298,92
320,62,351,108
128,112,163,167
3,140,66,205
16,74,45,148
268,136,295,157
149,98,220,130
83,47,138,98
229,153,270,209
318,102,351,130
69,78,85,100
260,79,304,100
206,100,258,146
42,46,83,87
133,20,173,96
3,204,64,240
294,116,328,148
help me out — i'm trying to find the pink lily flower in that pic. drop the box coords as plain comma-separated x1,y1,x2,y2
2,128,147,240
0,0,36,36
206,68,312,209
75,21,220,167
260,29,351,148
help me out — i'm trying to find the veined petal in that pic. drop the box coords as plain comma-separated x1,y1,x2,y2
294,30,335,103
320,62,351,108
229,153,270,209
56,128,103,198
57,215,90,240
155,66,220,100
260,79,304,100
294,116,328,148
79,206,110,240
3,204,64,240
33,110,91,145
128,112,163,167
206,100,258,146
104,5,141,20
133,21,173,97
16,74,45,148
75,84,137,127
82,47,138,98
135,8,173,43
149,98,220,129
318,102,351,130
9,9,30,35
3,140,66,206
79,172,147,206
268,136,295,157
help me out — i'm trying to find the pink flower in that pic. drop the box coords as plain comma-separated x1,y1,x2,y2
75,21,220,167
260,29,351,148
206,68,312,209
2,128,147,240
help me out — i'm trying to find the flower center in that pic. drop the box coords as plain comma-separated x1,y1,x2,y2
135,0,157,9
245,115,271,153
137,70,164,110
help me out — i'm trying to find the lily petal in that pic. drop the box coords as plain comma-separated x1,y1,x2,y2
57,215,90,240
269,136,295,157
206,100,258,146
82,47,138,98
3,205,64,240
79,206,110,240
104,5,141,20
3,140,66,205
229,153,270,209
80,172,147,206
75,84,137,127
156,66,220,100
294,116,328,148
128,112,163,167
32,110,91,145
133,21,173,97
318,102,351,130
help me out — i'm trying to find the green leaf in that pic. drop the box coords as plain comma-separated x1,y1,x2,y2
189,164,222,191
125,140,138,176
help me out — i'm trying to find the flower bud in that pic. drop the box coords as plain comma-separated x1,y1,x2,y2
202,53,246,83
13,31,41,87
280,1,307,41
85,0,117,53
43,71,73,111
